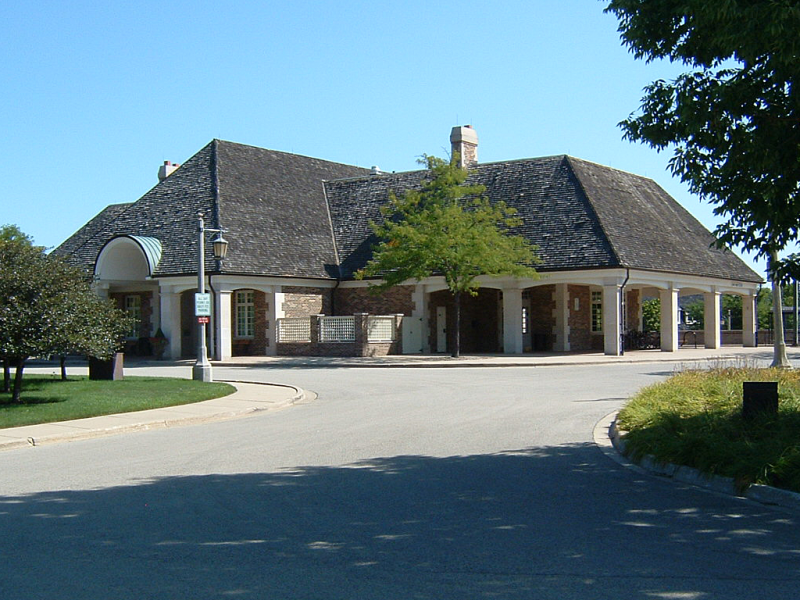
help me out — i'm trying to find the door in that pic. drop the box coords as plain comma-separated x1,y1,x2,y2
436,306,447,353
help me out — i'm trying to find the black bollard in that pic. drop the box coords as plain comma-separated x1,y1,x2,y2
742,381,778,420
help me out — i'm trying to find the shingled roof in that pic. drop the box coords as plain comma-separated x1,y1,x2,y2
57,140,761,284
325,155,762,283
55,140,370,279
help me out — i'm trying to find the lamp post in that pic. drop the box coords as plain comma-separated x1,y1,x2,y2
193,214,228,382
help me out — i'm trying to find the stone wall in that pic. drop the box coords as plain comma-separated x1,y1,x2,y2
568,285,595,352
626,288,641,332
528,285,555,351
282,286,330,317
277,313,402,357
335,286,414,316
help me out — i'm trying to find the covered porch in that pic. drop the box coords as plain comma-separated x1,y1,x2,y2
401,268,760,356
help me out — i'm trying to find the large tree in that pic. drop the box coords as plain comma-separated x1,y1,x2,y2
0,230,130,402
357,155,539,357
605,0,800,366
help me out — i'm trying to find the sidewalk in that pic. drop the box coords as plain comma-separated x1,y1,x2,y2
210,345,800,369
0,381,306,452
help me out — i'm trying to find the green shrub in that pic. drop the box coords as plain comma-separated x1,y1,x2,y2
618,367,800,493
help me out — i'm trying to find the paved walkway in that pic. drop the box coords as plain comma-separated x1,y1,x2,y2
5,345,799,453
0,381,306,451
212,345,799,368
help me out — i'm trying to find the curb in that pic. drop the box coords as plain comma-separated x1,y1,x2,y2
218,353,749,370
595,411,800,512
0,381,306,451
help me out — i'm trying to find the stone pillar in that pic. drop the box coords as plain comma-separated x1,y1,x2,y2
265,291,278,356
552,283,570,352
312,314,323,343
411,284,431,353
704,290,722,349
216,289,233,361
160,287,182,359
742,293,757,347
355,313,369,357
502,288,524,354
660,287,679,352
603,283,622,356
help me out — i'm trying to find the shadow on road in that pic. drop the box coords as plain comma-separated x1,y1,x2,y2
2,444,800,599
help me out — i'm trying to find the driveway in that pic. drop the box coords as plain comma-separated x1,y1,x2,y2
2,355,800,599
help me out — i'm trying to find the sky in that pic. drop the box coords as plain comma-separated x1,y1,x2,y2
0,0,768,276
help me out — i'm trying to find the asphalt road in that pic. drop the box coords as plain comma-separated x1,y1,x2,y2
2,362,799,599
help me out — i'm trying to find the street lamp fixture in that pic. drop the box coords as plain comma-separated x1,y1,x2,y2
193,215,228,382
211,231,228,261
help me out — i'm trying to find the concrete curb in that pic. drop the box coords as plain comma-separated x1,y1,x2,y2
595,411,800,512
217,353,753,370
0,381,306,451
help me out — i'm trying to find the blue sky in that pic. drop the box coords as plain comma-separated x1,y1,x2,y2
0,0,766,275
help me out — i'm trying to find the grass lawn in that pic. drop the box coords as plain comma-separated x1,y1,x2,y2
0,375,235,429
617,367,800,494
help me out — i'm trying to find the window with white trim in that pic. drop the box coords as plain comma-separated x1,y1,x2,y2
591,291,603,333
125,295,141,339
235,290,255,338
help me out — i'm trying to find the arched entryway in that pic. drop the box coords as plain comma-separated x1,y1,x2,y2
428,289,502,353
94,235,163,356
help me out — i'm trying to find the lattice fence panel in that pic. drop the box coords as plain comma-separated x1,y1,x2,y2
320,316,355,342
277,318,311,342
367,317,396,342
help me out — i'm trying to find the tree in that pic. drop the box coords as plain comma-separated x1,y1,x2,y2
642,298,661,332
357,155,539,357
605,0,800,367
0,231,130,402
0,224,38,392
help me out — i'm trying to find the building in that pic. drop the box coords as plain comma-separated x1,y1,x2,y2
55,127,762,359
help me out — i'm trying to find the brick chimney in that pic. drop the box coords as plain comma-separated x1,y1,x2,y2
158,160,180,182
450,125,478,168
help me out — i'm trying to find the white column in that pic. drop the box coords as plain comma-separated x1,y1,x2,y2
93,282,110,299
411,284,430,353
216,289,233,361
552,283,570,352
503,288,524,354
160,287,182,359
742,293,757,347
704,290,722,349
603,282,621,355
150,288,161,336
660,286,679,352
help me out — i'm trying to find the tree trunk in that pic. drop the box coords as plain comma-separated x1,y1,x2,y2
2,358,9,393
11,357,26,403
770,250,791,368
452,290,461,358
60,355,68,381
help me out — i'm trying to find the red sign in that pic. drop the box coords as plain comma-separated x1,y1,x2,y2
197,316,210,324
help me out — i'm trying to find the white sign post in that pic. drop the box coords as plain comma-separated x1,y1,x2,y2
195,292,212,317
